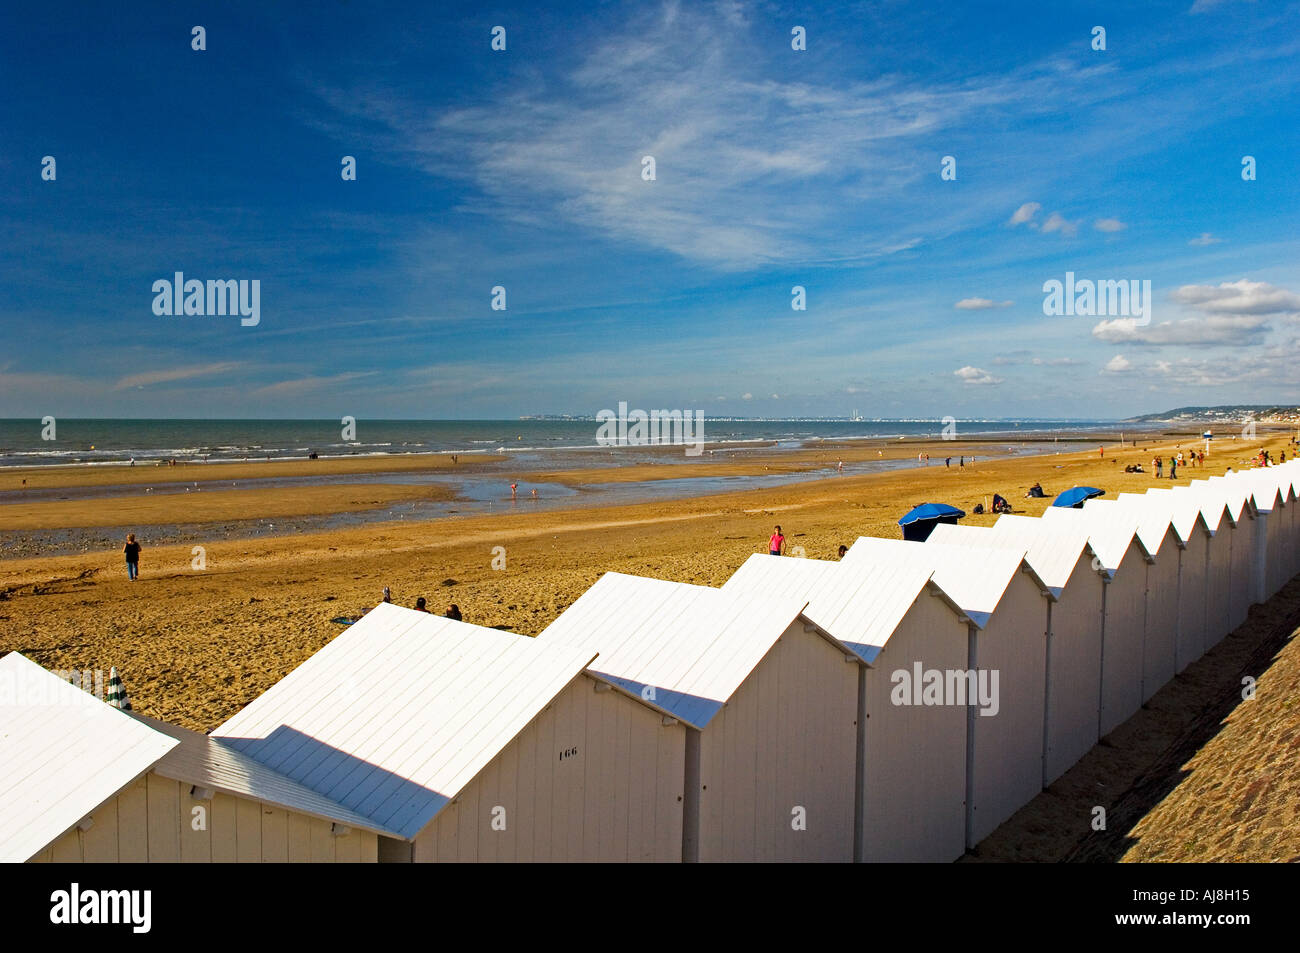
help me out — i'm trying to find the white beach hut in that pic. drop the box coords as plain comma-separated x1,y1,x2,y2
1273,463,1300,581
721,552,970,862
1279,463,1300,581
1040,505,1150,736
1082,497,1180,703
540,573,859,862
1235,471,1293,598
3,652,386,863
213,603,687,863
929,517,1107,786
1130,488,1215,672
1206,474,1273,604
1192,477,1258,628
1163,486,1236,655
842,537,1048,848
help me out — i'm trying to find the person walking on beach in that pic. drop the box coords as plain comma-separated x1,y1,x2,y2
1169,456,1177,479
837,459,843,473
769,525,786,556
123,534,141,580
382,587,392,603
945,457,951,468
959,456,964,468
837,545,848,559
510,483,517,500
1154,456,1162,478
445,604,462,621
414,597,429,612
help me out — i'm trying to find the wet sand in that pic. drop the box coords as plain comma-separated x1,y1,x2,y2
0,451,506,491
0,483,453,530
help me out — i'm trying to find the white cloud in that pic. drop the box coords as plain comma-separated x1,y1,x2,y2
1008,202,1041,226
954,297,1013,310
1170,279,1300,316
954,365,1004,385
1040,212,1079,237
1188,232,1222,246
1031,357,1081,366
1091,280,1300,347
742,392,753,400
1103,355,1132,373
1094,218,1127,233
1092,315,1270,346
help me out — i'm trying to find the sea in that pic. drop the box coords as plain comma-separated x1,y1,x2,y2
0,418,1139,468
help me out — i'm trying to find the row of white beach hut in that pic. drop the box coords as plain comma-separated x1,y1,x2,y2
4,461,1298,863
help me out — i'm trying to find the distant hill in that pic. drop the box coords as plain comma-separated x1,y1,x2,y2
1124,405,1300,424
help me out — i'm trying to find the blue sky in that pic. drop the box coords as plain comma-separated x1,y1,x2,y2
2,0,1298,419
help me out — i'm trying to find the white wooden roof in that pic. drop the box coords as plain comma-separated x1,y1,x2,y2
0,652,179,862
539,572,816,729
1230,471,1285,512
1164,485,1233,534
842,536,1043,629
1196,473,1258,520
1083,497,1178,556
1277,461,1300,497
1190,477,1253,524
212,603,597,841
1040,505,1149,575
1116,490,1210,546
131,713,401,837
930,518,1097,599
721,552,961,665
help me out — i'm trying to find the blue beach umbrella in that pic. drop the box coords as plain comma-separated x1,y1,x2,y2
899,502,966,542
1051,486,1105,509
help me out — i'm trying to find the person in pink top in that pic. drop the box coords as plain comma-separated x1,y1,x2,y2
769,525,786,556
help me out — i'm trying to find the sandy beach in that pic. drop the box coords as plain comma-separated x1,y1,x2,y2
1,426,1295,861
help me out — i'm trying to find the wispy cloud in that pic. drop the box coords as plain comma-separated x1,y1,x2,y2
250,372,379,399
1188,232,1222,246
306,5,1121,271
955,297,1013,310
1094,218,1126,233
112,362,243,391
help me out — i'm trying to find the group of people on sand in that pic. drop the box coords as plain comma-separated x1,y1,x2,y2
1151,450,1204,479
383,587,461,620
766,525,850,560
